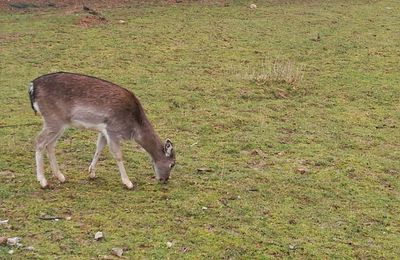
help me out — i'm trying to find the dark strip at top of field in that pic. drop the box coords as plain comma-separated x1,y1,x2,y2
0,0,131,11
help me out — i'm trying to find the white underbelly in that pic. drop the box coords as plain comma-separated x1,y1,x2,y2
71,120,106,131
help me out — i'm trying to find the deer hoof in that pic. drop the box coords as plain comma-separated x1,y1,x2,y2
55,173,66,183
124,181,134,189
88,166,96,179
39,179,49,189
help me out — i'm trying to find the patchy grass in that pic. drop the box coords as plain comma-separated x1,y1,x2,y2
0,0,399,258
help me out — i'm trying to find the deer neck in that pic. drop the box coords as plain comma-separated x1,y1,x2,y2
134,123,164,162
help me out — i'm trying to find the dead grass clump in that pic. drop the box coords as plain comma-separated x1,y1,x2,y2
246,59,304,89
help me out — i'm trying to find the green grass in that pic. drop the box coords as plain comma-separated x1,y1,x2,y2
0,0,399,258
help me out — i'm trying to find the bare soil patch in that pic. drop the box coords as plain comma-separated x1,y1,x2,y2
0,0,225,11
0,0,132,12
76,15,107,27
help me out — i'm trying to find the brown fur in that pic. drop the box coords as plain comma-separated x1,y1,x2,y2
30,72,175,189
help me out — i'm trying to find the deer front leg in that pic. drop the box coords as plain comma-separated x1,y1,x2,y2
88,133,106,179
108,137,134,189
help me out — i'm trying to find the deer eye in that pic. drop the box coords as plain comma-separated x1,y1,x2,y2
169,162,175,168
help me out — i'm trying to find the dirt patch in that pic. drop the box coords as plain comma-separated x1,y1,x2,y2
1,0,226,28
0,33,23,42
0,0,226,12
0,0,132,12
76,15,107,28
0,1,118,27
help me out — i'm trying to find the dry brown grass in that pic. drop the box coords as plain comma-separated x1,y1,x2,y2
245,59,304,89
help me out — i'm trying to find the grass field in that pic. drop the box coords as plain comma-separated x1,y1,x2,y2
0,0,399,258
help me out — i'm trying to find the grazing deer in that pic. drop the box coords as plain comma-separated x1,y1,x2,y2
28,72,175,189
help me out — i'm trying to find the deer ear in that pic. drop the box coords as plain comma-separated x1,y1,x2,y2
164,139,173,157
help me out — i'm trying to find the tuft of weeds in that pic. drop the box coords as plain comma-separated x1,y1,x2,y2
245,59,304,89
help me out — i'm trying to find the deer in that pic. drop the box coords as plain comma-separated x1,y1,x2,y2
28,72,175,189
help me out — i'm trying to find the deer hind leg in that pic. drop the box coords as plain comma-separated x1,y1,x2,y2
35,126,64,188
47,129,65,183
88,133,106,179
107,134,134,189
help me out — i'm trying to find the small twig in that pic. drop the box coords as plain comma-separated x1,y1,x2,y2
39,216,63,221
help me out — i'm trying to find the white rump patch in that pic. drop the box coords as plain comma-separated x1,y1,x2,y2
29,82,41,113
33,102,40,113
28,82,34,95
